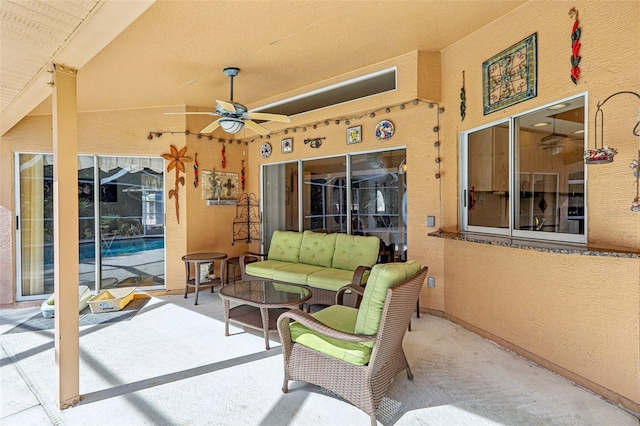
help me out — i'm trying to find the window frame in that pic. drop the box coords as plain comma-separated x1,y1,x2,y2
459,93,588,245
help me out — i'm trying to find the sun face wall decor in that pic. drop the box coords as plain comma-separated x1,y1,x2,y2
483,33,537,115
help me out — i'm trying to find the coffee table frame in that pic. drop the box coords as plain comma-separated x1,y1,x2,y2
219,280,311,350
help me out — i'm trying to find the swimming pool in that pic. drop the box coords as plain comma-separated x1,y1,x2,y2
44,236,164,264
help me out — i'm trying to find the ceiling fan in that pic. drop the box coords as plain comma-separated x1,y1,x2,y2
166,67,290,135
538,114,572,155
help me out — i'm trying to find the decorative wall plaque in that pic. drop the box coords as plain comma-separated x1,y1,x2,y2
202,170,239,205
482,33,537,115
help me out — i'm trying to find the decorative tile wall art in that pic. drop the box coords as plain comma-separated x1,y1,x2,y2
482,33,537,115
281,138,293,153
347,125,362,144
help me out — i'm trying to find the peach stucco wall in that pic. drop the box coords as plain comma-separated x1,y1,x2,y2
436,0,639,410
0,0,638,413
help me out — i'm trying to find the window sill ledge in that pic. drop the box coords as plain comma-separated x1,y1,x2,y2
427,231,640,259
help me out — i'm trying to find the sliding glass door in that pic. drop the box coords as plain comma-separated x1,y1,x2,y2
262,148,406,261
15,154,165,300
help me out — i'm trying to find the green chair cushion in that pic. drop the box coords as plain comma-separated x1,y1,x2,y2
307,268,362,291
354,261,421,343
290,304,373,365
272,263,325,285
267,230,303,263
245,260,292,280
299,231,337,267
332,233,380,271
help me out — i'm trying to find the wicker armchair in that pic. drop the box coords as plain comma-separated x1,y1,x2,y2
277,263,428,426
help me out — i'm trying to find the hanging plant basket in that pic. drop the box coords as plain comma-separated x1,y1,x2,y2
584,146,617,164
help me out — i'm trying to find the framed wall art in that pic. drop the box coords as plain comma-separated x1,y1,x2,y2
482,33,537,115
281,138,293,154
347,125,362,144
202,170,239,204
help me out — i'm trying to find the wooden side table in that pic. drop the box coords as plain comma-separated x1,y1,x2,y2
181,252,227,305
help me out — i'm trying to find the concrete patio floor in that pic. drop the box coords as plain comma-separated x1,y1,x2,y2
1,289,638,426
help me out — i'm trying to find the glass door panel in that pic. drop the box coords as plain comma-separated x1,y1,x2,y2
351,149,406,261
262,162,299,250
78,156,97,290
98,157,165,289
16,154,53,298
302,157,347,233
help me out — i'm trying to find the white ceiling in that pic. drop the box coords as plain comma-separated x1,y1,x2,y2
1,0,528,135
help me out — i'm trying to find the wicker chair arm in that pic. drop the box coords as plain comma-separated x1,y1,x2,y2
277,310,376,344
335,284,365,306
239,252,265,269
351,265,371,286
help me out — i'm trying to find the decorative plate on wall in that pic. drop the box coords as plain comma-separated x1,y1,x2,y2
375,120,394,140
260,142,272,158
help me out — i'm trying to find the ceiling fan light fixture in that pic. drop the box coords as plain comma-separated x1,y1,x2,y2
219,118,244,134
543,145,564,155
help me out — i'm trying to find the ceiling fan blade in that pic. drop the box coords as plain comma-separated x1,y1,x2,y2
216,99,236,113
246,112,291,123
201,119,221,134
164,112,217,115
244,119,271,135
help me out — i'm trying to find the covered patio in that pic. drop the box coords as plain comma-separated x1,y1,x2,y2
1,0,639,420
1,293,637,425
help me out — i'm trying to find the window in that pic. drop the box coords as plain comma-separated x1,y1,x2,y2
461,95,586,243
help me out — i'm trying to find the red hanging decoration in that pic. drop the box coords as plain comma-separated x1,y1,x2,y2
241,159,246,192
193,153,199,188
569,8,581,85
221,144,226,169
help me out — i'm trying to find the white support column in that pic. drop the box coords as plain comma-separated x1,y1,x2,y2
52,63,80,409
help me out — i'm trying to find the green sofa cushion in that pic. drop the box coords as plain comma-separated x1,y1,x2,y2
268,230,303,263
245,260,292,280
299,231,337,267
354,261,421,343
290,304,373,365
332,233,380,271
272,263,325,285
307,268,364,291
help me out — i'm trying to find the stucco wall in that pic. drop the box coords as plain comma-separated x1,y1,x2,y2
0,0,638,412
182,112,251,280
438,0,640,409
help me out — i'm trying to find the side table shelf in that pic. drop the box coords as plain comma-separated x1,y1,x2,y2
181,252,228,305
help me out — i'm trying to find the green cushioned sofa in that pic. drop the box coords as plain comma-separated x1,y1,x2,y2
240,230,380,307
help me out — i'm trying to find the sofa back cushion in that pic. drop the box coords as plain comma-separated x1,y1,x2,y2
298,231,337,267
267,230,304,263
332,233,380,271
354,261,421,341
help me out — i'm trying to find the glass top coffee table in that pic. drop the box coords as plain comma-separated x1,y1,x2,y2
219,280,311,350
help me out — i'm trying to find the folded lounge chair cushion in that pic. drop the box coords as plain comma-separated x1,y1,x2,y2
289,261,422,364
